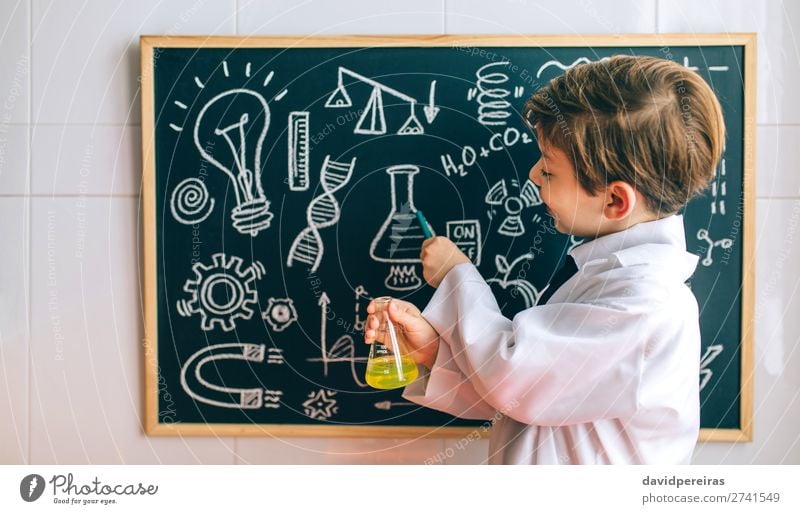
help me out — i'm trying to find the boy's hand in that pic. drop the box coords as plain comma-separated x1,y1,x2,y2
420,236,471,288
364,299,440,369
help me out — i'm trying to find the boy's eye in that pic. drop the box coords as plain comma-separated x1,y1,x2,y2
540,169,552,179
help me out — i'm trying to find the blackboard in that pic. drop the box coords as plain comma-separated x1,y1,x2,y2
141,35,755,440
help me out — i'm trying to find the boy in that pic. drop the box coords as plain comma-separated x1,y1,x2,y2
364,55,725,464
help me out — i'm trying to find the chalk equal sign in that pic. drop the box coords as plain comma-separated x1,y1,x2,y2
288,111,310,191
287,156,356,272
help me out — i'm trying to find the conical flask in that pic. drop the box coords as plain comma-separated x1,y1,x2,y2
365,297,419,389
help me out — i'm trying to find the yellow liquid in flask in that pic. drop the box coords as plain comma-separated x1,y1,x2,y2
365,355,419,389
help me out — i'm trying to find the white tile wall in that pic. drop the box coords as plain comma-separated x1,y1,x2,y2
28,197,235,464
31,125,141,196
0,198,30,464
1,0,798,465
237,0,446,36
0,125,30,195
235,437,444,464
0,0,30,125
31,0,237,125
446,0,656,34
692,199,800,464
757,126,800,198
658,0,800,125
441,437,490,465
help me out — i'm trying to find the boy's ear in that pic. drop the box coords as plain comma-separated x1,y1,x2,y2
603,181,637,220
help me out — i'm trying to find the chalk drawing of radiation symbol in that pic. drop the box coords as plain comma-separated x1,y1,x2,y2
177,253,265,332
170,177,215,225
180,343,284,409
486,179,543,237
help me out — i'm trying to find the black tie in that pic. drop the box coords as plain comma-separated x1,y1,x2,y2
537,255,578,305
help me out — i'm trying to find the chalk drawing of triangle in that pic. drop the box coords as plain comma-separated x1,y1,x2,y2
397,112,424,135
498,215,525,237
354,87,386,135
325,85,352,108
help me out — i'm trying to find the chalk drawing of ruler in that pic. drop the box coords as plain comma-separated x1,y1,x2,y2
288,111,310,191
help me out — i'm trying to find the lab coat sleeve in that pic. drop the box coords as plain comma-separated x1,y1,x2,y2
421,263,648,426
401,309,497,421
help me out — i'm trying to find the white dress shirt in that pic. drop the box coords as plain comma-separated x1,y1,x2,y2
403,215,701,464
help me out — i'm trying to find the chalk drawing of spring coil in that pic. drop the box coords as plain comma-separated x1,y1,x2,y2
287,156,356,272
471,62,512,127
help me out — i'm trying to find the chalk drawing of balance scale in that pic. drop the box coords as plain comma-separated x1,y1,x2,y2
369,165,431,291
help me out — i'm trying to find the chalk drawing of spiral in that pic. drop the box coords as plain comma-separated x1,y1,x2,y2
170,177,215,225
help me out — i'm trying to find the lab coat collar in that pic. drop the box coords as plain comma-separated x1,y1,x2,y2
569,214,699,279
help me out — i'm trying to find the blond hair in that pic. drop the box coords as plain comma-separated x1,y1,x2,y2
524,55,726,215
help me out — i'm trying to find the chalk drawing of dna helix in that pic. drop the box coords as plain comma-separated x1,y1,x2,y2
287,155,356,272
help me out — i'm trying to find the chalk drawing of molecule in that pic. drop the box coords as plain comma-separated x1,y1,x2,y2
697,228,733,267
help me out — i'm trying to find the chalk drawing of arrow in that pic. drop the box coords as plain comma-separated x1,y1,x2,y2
319,292,331,376
374,400,416,411
424,80,440,124
699,344,724,391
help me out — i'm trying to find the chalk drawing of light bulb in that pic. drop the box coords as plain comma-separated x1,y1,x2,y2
194,88,274,237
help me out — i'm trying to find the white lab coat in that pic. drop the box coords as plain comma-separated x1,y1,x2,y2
403,215,701,464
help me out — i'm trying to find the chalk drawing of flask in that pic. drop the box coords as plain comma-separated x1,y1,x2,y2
369,165,427,291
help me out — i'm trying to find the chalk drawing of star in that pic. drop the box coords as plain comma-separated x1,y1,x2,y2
303,389,338,420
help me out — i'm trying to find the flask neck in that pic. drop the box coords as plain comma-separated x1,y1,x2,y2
387,166,418,213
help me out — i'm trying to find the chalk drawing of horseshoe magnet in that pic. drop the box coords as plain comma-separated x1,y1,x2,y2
180,343,277,409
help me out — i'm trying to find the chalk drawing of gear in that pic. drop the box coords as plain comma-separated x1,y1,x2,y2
177,253,265,332
263,297,298,332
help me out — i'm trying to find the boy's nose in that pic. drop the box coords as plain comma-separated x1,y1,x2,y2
529,163,541,187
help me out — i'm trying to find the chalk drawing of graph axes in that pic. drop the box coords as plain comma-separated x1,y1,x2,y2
180,343,273,409
354,284,369,332
307,292,368,388
325,67,427,135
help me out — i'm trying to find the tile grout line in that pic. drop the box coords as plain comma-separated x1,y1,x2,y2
442,0,447,34
0,194,142,198
8,122,142,127
27,0,33,466
654,0,659,33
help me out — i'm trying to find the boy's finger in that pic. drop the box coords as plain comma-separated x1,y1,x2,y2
368,315,379,330
387,301,416,328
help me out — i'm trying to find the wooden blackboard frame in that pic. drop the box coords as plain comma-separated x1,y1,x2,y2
140,34,756,442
